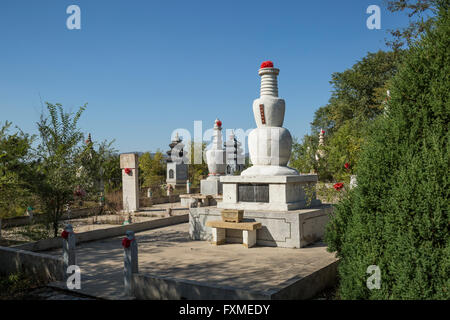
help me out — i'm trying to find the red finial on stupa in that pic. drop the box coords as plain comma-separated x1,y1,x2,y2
260,61,274,69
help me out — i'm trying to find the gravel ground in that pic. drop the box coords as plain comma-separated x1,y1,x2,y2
0,202,189,245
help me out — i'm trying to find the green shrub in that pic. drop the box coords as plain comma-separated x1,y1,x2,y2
325,5,449,299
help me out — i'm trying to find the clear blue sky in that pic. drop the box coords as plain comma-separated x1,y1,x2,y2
0,0,410,153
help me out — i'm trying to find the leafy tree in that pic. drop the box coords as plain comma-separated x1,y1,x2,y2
324,119,365,180
290,136,317,173
386,0,441,50
187,142,208,188
79,138,117,198
32,102,88,237
295,51,402,181
102,154,121,193
139,151,166,195
0,122,34,237
320,50,401,132
325,4,449,299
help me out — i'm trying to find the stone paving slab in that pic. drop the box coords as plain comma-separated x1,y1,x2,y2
45,223,337,299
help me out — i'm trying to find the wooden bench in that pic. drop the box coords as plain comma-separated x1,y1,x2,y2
205,220,262,248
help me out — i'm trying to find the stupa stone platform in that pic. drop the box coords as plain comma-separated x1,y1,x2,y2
190,205,332,248
218,174,321,211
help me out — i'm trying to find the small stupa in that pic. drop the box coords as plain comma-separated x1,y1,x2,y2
201,119,226,195
224,130,245,175
166,132,188,190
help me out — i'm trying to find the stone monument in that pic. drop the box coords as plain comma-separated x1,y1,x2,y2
166,133,188,190
218,61,320,211
190,61,332,248
120,153,139,212
224,130,245,175
315,129,325,161
200,119,226,195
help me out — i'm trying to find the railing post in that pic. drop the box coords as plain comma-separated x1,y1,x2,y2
123,230,138,297
62,224,76,280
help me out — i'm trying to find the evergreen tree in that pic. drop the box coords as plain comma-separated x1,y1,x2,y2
325,4,449,299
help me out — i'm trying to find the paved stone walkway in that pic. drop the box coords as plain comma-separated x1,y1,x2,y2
45,223,337,299
26,287,96,300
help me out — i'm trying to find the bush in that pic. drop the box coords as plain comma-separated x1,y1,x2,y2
325,5,449,299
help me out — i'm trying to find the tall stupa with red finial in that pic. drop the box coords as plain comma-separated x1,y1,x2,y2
218,61,320,211
190,60,331,250
241,61,298,176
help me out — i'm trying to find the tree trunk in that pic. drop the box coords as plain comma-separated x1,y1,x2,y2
0,218,2,240
53,209,59,238
53,221,58,238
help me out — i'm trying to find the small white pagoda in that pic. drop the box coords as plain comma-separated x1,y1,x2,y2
200,119,226,195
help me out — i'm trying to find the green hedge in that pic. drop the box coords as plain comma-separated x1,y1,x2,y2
325,5,449,299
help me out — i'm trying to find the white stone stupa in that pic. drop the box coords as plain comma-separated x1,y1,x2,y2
200,118,226,195
190,61,332,249
218,61,320,211
315,129,325,161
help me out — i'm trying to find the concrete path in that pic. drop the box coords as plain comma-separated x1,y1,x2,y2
46,223,337,299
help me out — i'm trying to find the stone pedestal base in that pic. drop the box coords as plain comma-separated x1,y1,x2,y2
200,177,223,195
243,230,257,248
218,174,320,211
211,227,226,245
189,205,333,248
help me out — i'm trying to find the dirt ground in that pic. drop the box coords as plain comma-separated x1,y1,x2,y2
0,203,189,246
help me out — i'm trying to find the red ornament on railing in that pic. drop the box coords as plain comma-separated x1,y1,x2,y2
61,230,69,239
124,168,132,175
260,61,274,69
333,182,344,191
122,237,131,248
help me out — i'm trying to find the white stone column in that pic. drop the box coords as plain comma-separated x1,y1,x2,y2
243,230,257,248
212,227,226,245
62,224,76,280
123,230,138,297
120,153,139,212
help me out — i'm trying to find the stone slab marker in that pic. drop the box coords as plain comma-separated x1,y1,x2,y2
62,224,76,280
120,153,139,212
123,230,138,296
